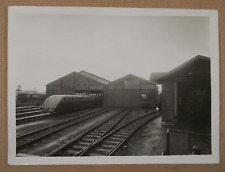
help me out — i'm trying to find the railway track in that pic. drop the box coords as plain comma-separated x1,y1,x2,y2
16,106,52,124
16,107,41,113
46,109,131,156
16,108,113,154
80,111,160,156
16,112,52,124
47,110,160,157
16,109,43,119
16,105,37,111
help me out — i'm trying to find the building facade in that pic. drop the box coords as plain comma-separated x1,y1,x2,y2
104,74,156,108
46,71,110,97
150,55,211,130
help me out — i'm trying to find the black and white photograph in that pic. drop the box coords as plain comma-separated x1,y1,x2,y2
8,6,220,165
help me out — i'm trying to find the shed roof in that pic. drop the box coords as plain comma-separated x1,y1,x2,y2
46,71,110,86
150,73,167,82
150,55,210,82
79,70,110,84
46,71,77,86
108,74,156,85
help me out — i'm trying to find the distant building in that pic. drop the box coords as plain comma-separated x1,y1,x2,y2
46,70,110,97
16,91,46,106
104,74,156,108
150,55,211,129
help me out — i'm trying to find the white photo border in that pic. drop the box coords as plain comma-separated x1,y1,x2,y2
8,6,220,165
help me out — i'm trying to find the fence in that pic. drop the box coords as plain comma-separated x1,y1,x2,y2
166,128,211,155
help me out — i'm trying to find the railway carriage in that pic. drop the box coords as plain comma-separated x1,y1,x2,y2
43,95,102,114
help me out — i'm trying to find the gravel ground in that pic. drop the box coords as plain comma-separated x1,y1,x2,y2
113,115,211,156
115,109,155,129
17,108,210,156
16,108,100,136
113,116,167,156
18,109,120,156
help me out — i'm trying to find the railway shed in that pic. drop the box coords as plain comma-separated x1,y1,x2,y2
46,70,110,97
150,55,211,130
104,74,156,108
16,91,46,107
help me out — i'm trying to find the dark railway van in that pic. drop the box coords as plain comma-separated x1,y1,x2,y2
16,91,46,107
43,95,102,114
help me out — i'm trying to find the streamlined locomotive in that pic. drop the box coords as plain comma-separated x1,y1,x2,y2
42,95,102,114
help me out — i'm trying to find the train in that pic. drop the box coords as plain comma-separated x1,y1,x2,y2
42,95,102,114
16,91,46,107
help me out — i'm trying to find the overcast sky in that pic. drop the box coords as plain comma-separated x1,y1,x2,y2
13,14,210,92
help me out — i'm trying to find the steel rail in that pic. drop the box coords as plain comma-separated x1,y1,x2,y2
46,109,130,157
79,111,160,156
16,108,103,139
16,112,52,124
16,107,41,113
16,110,43,118
16,106,37,110
16,108,111,151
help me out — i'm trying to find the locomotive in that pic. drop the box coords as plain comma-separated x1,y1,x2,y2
42,95,102,114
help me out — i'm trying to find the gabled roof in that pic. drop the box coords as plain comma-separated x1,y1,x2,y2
150,73,167,82
79,70,110,84
46,70,110,86
150,55,210,82
46,71,77,86
108,74,156,85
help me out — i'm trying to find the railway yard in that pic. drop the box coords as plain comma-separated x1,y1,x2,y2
16,106,162,157
14,55,212,157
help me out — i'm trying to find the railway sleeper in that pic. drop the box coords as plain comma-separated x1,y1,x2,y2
90,130,106,135
105,122,117,127
70,145,87,151
77,141,91,147
82,137,98,142
64,149,81,156
86,133,103,138
96,129,110,134
107,137,123,141
100,144,116,149
104,140,120,145
71,145,85,150
113,133,130,137
88,152,105,156
111,134,128,139
95,148,109,154
118,130,133,134
122,128,134,132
